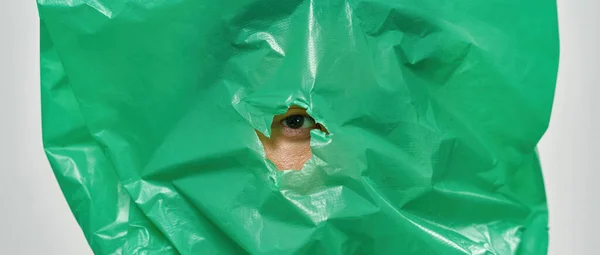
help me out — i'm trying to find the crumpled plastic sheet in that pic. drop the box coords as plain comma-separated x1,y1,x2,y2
38,0,559,254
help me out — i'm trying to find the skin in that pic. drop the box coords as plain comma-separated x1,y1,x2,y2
256,107,324,170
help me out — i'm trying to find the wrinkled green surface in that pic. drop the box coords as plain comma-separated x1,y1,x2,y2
38,0,559,254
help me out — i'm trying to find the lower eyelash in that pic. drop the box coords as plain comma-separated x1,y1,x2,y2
280,125,313,139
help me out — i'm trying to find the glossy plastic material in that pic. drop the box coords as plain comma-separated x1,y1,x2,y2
38,0,559,254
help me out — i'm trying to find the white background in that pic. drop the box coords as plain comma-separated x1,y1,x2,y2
0,1,597,254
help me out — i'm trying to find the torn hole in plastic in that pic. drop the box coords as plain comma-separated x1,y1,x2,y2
255,106,329,171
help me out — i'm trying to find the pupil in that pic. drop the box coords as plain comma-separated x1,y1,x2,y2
286,115,304,129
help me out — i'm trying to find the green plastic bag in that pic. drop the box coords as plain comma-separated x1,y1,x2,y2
38,0,559,254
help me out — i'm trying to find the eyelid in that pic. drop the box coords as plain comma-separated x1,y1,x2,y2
280,109,309,118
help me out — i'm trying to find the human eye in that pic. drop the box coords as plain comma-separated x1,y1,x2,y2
280,115,316,129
